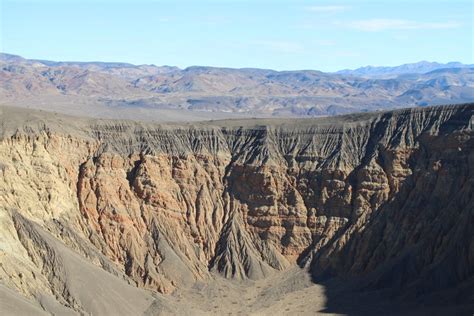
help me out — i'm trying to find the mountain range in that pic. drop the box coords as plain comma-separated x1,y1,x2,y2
1,53,473,121
336,60,474,78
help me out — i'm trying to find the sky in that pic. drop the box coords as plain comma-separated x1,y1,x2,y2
0,0,472,71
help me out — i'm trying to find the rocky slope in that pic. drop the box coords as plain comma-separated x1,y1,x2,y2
0,103,473,314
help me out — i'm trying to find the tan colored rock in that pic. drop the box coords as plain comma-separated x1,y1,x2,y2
0,104,472,314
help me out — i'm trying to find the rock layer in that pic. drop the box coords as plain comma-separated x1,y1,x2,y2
0,104,472,313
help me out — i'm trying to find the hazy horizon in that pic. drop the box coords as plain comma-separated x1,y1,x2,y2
2,51,473,72
1,0,472,71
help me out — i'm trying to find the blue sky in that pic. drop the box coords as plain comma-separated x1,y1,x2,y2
1,0,472,71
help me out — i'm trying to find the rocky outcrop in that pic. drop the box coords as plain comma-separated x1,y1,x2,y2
307,126,474,300
0,104,472,313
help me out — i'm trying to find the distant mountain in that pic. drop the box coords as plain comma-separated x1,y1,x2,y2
0,53,29,63
1,53,473,120
0,53,180,80
336,61,474,78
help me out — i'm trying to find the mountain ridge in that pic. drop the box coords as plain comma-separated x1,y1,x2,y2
3,52,472,75
336,60,474,78
2,53,473,121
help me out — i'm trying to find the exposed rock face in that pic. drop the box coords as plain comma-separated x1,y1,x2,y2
0,104,472,313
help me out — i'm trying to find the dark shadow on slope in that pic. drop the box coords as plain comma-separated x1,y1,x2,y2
308,118,474,315
316,276,474,316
